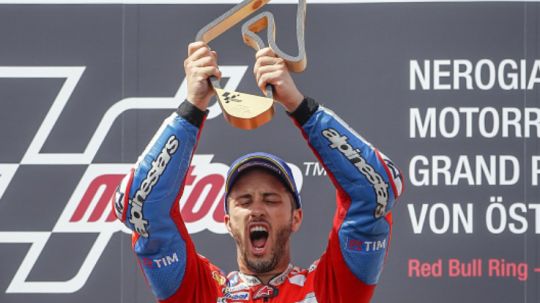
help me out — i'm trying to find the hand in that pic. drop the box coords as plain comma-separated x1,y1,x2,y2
184,42,222,111
254,48,304,112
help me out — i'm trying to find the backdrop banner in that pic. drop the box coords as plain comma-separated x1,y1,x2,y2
0,2,538,303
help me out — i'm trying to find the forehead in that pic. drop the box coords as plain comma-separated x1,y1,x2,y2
229,169,287,193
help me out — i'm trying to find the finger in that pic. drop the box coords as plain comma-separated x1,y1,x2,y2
185,47,214,70
188,45,214,63
255,64,282,83
190,56,217,69
257,70,281,94
188,41,208,56
194,66,221,81
255,47,277,59
256,56,283,67
254,57,284,75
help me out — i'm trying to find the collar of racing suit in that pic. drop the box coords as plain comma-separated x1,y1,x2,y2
226,264,295,291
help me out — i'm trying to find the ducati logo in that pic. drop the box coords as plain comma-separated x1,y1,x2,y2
253,285,279,300
0,66,304,294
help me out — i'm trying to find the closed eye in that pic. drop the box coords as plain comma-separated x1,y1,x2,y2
263,193,282,204
233,194,252,207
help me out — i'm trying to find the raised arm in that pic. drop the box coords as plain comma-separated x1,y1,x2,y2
254,48,404,302
112,42,223,302
290,98,403,302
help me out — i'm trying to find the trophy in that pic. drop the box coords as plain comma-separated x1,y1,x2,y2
195,0,307,130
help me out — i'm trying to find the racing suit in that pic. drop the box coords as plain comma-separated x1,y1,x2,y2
113,97,403,303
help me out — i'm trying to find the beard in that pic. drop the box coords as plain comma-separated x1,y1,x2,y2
233,222,293,274
245,226,291,274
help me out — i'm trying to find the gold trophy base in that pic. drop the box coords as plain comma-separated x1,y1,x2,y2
214,88,274,130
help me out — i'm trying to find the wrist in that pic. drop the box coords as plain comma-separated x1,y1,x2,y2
186,95,211,112
288,97,319,126
177,100,209,128
281,90,304,112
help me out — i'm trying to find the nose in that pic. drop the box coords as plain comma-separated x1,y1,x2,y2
248,196,266,218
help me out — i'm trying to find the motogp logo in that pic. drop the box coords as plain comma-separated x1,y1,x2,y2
0,66,303,294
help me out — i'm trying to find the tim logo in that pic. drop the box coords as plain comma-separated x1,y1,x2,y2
0,66,303,294
346,237,387,253
142,253,179,269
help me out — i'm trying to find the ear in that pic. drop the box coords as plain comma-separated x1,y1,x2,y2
291,208,303,233
224,214,233,236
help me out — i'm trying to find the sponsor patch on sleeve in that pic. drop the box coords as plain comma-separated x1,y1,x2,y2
345,237,388,254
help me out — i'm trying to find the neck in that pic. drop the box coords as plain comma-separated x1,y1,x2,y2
237,250,291,285
249,263,290,285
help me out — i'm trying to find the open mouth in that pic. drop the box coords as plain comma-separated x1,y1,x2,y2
249,225,269,256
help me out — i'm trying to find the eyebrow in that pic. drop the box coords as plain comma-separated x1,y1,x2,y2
262,193,281,198
235,193,252,200
233,192,281,200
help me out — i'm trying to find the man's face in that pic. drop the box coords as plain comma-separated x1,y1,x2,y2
225,169,303,274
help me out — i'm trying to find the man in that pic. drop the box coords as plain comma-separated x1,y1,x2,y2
113,41,403,302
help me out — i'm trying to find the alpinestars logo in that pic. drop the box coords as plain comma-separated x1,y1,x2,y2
129,135,179,238
0,66,303,294
321,128,390,218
